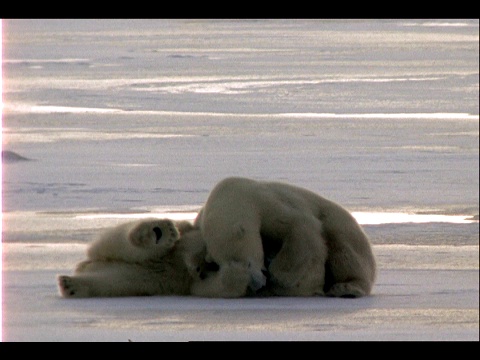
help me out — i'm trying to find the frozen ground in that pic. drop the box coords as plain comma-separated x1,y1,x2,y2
2,210,479,341
1,19,479,341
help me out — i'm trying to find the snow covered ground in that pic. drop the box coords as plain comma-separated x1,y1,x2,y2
2,213,479,341
1,19,479,341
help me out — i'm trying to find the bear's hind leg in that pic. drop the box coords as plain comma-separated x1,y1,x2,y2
58,262,164,298
57,275,92,298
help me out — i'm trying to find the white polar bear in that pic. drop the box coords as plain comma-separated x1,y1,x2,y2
191,177,376,298
58,177,376,299
57,219,207,297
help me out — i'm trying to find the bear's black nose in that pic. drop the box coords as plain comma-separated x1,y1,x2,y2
153,227,163,243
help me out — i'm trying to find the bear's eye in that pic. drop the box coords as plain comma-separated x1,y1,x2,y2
153,227,163,243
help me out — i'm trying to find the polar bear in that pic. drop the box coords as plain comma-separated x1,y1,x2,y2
57,219,207,297
58,177,376,299
191,177,376,298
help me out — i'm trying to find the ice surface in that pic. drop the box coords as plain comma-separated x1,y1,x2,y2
1,19,479,341
3,241,479,341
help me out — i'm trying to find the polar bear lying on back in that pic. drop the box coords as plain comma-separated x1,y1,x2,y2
58,177,376,298
57,219,206,297
192,177,376,298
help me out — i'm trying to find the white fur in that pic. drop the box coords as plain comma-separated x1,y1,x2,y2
57,178,376,299
57,219,204,298
192,177,376,298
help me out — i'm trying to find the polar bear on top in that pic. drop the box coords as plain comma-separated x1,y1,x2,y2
58,177,376,298
192,177,376,298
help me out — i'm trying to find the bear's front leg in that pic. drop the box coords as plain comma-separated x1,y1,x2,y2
325,280,371,298
267,216,327,296
190,261,253,298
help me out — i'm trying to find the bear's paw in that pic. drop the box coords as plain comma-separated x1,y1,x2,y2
326,282,367,298
57,275,90,298
128,219,179,248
